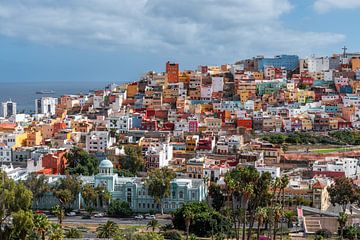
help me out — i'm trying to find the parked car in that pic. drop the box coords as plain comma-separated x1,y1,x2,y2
94,213,105,218
81,215,91,219
145,214,156,220
134,215,144,220
66,212,76,217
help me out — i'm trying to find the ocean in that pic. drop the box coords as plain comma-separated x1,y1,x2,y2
0,80,118,115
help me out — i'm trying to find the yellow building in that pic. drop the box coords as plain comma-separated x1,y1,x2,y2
297,90,315,104
252,71,264,80
185,136,199,152
299,117,312,131
185,156,205,179
329,118,338,130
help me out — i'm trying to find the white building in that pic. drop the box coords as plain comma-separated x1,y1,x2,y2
343,94,360,107
312,157,360,177
86,131,113,153
307,57,330,73
35,97,57,115
108,115,132,133
174,119,189,137
2,100,17,118
212,77,224,92
255,164,281,178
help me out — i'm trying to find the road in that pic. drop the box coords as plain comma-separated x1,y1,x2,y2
48,215,172,226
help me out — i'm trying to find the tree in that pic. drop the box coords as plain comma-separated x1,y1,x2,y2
145,167,176,214
66,147,98,175
0,170,33,239
81,183,98,214
172,202,231,238
24,173,49,210
120,145,145,174
96,185,111,209
10,209,34,240
52,175,81,213
33,214,51,240
328,177,356,213
48,224,64,240
208,183,225,211
96,220,120,238
51,205,65,226
65,228,83,238
147,219,160,232
183,206,194,239
107,199,133,217
338,212,348,240
283,210,295,228
255,207,268,240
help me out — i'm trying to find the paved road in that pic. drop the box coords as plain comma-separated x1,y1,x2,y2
48,215,172,226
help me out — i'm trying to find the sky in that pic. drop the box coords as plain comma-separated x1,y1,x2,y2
0,0,359,83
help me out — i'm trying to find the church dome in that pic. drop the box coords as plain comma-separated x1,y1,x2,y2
99,159,113,169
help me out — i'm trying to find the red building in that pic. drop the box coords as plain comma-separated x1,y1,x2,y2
166,61,179,83
41,150,67,175
237,119,253,130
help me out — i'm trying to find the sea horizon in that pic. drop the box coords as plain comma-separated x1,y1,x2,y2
0,80,127,115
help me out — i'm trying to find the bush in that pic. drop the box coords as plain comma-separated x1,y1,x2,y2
343,225,360,240
107,200,133,217
162,230,183,240
315,229,332,238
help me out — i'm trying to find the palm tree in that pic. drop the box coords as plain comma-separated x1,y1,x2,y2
33,214,51,240
255,207,268,240
272,204,283,240
147,219,160,232
338,212,348,240
65,228,83,238
183,207,195,239
283,210,295,228
96,220,120,238
48,224,64,240
51,205,65,226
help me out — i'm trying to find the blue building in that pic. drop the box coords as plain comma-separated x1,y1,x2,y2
257,55,299,71
36,159,207,213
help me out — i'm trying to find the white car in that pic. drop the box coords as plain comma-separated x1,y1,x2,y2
66,212,76,217
94,213,105,218
134,215,144,220
145,215,156,220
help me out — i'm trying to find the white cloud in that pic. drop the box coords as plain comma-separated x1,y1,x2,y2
314,0,360,13
0,0,345,60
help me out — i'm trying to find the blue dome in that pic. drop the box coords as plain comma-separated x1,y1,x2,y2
99,159,113,168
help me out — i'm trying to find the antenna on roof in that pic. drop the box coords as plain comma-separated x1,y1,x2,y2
342,46,348,58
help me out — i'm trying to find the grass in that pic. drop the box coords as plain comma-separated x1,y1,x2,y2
310,147,360,154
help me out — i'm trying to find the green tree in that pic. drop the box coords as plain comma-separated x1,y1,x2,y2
10,209,34,240
338,212,348,240
52,175,81,217
66,147,98,175
51,205,65,226
96,220,120,238
255,207,268,240
183,205,194,240
0,170,33,239
107,199,133,217
147,219,160,232
81,183,98,214
283,210,295,228
145,167,176,214
65,228,83,238
328,177,356,213
208,183,225,211
96,185,111,209
48,224,64,240
33,214,51,240
24,173,49,210
120,145,145,174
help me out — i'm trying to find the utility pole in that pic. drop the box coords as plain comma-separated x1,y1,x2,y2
342,46,348,58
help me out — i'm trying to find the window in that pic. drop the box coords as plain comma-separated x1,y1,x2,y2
179,191,184,199
172,191,176,198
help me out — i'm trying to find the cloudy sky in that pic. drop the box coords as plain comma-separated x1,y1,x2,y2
0,0,359,83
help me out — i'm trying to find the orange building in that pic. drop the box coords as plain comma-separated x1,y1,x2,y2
352,58,360,71
126,82,138,98
42,150,67,174
26,129,43,146
166,61,179,83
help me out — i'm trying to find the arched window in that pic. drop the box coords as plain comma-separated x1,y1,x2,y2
179,191,184,199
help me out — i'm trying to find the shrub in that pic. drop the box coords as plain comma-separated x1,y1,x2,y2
162,230,183,240
107,200,133,217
